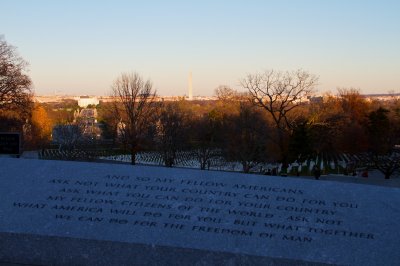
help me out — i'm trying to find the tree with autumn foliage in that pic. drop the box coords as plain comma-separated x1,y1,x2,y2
29,104,52,149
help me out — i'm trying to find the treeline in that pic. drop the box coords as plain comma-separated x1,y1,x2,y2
99,83,400,176
1,36,399,178
0,36,53,150
97,72,399,179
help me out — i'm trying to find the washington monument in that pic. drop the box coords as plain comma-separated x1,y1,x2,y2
188,72,193,100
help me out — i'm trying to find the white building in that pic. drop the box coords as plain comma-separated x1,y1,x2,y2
77,96,99,108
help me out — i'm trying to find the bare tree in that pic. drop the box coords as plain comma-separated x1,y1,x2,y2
241,69,318,161
370,152,400,179
358,151,400,180
223,103,269,173
337,88,370,123
215,85,236,100
111,72,157,165
0,36,32,114
190,113,223,170
52,123,83,150
155,102,187,167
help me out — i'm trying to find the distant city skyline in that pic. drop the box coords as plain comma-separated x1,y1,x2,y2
1,0,399,96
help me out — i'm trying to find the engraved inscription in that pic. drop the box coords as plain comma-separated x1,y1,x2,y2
11,174,375,244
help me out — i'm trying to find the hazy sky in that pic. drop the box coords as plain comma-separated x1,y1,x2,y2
1,0,399,96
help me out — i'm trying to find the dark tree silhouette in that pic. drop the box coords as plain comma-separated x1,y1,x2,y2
155,102,187,167
190,112,223,170
0,37,33,134
223,103,269,173
111,72,157,165
0,36,32,114
241,69,318,162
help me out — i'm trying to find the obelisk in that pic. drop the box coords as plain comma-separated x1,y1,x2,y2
188,72,193,100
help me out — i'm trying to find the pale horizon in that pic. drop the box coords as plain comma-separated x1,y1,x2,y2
1,0,399,96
